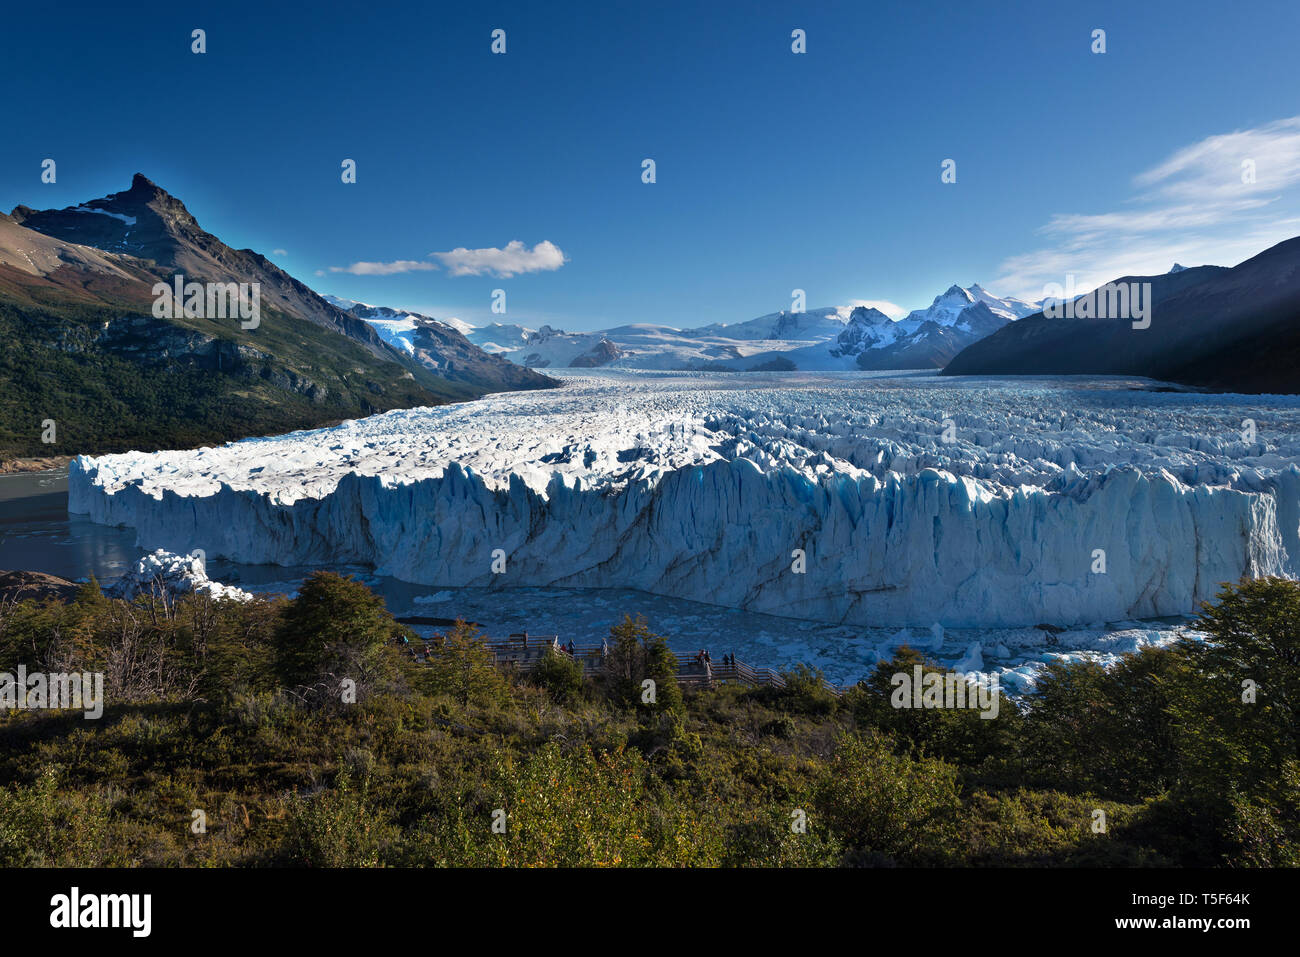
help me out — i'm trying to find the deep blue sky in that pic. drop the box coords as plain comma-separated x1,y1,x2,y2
6,0,1300,329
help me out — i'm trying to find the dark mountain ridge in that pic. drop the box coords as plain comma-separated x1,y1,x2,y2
936,249,1300,391
0,175,555,459
12,174,554,394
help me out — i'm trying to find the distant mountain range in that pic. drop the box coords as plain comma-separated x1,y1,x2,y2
942,241,1300,393
9,170,1295,466
820,284,1040,371
368,283,1041,373
0,174,554,459
314,234,1300,391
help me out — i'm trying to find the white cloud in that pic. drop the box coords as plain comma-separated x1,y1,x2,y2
1134,117,1300,203
329,260,439,276
272,248,287,256
326,240,566,280
994,116,1300,298
431,240,566,278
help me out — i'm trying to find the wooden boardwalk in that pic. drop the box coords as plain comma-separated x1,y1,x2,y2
402,625,846,696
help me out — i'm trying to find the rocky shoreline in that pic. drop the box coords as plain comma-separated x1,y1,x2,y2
0,455,72,474
0,569,80,602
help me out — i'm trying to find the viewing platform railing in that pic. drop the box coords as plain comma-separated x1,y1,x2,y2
399,623,846,696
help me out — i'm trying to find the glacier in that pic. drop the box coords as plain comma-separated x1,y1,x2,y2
69,370,1300,628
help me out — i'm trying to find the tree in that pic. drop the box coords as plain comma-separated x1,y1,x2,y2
272,572,407,698
847,647,1018,778
422,619,506,709
1019,646,1181,800
777,663,838,716
603,615,682,713
1173,577,1300,800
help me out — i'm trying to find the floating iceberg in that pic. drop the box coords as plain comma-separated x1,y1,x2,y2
108,548,253,603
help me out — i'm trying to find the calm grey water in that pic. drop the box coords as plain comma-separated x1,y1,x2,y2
0,466,373,593
0,467,140,580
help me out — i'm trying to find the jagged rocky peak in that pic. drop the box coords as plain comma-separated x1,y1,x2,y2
829,306,895,359
130,172,159,190
847,304,893,325
108,173,198,224
110,172,182,205
937,284,977,305
529,324,568,342
12,172,202,258
568,337,622,367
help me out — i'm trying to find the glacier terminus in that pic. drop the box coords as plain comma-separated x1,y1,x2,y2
68,370,1300,630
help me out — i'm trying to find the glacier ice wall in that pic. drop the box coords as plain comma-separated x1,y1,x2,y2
68,371,1300,628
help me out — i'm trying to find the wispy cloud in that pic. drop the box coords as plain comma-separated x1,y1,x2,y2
272,248,287,257
327,241,566,280
432,240,567,278
329,260,439,276
995,117,1300,298
1135,117,1300,203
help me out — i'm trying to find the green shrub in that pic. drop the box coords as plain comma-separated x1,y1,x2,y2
531,646,585,704
285,768,393,867
812,731,962,865
0,766,119,866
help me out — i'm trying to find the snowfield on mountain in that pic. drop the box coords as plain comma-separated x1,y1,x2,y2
70,369,1300,628
341,284,1043,372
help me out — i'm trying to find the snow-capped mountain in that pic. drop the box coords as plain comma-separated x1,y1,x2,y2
691,306,851,342
737,286,1041,371
830,283,1037,362
829,307,896,358
468,321,535,354
856,302,1009,369
333,284,1037,374
321,296,554,392
961,284,1040,321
